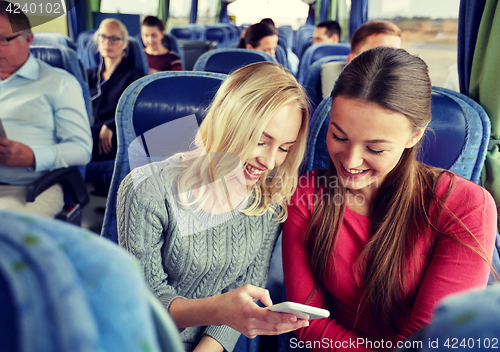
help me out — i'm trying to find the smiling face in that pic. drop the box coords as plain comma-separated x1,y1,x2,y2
327,96,424,200
247,34,278,57
141,25,164,50
242,102,302,186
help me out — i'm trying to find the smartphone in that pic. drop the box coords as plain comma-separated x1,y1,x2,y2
0,118,6,138
267,302,330,320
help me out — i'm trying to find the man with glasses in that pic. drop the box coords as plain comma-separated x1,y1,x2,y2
0,1,92,217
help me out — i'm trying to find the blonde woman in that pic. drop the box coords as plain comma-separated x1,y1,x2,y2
117,62,310,352
87,18,144,162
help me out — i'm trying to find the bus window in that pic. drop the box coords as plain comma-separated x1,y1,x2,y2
100,0,158,16
198,0,218,25
368,0,460,90
167,0,191,32
228,0,308,29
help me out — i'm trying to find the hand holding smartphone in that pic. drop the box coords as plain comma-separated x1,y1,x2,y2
266,302,330,320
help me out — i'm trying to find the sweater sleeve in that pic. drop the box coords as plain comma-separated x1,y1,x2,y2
397,175,497,340
204,212,283,352
282,172,369,352
117,172,185,310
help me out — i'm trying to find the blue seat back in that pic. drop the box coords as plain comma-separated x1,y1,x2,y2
134,32,185,69
275,44,290,70
301,55,348,102
76,29,95,63
298,43,351,83
32,32,77,50
0,210,184,352
29,44,92,120
304,87,491,184
277,25,293,50
101,71,227,242
81,35,149,75
170,26,195,40
205,26,230,48
193,48,277,74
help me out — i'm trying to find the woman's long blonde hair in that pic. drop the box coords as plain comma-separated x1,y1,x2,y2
167,62,309,221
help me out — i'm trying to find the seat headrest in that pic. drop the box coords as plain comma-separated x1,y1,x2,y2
133,74,226,137
197,49,277,74
30,46,65,70
310,44,351,63
420,91,467,169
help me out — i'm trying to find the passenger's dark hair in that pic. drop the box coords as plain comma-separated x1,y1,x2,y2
351,21,401,54
237,22,276,49
141,15,165,32
317,20,341,39
304,47,493,337
260,18,276,30
0,1,32,33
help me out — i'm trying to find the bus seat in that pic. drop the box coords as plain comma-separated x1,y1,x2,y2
205,26,230,48
134,32,185,70
170,25,195,40
277,26,293,51
76,29,95,63
82,35,149,75
32,32,77,50
301,55,347,106
396,279,500,351
294,25,314,56
298,43,350,84
0,210,183,352
100,71,227,243
275,44,290,71
193,48,277,75
295,36,312,61
30,44,92,119
189,24,206,40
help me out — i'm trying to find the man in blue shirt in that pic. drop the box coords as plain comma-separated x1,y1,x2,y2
0,2,92,217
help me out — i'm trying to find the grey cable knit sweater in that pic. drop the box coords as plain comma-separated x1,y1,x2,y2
117,158,282,352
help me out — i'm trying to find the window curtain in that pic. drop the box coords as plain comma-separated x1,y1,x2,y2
190,0,198,23
468,0,500,229
348,0,368,39
457,0,487,95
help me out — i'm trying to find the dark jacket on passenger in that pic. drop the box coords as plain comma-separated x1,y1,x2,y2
87,57,144,161
87,57,144,134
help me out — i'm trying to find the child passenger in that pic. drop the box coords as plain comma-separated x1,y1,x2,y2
141,15,183,74
117,62,310,352
282,47,497,351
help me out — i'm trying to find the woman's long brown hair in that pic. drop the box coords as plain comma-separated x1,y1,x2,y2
304,47,493,336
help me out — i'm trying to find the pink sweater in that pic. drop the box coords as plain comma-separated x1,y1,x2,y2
283,170,497,351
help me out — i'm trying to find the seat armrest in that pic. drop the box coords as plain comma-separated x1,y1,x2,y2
26,166,90,207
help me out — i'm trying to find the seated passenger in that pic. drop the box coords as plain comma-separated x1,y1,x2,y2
321,20,401,98
283,47,497,351
141,15,183,74
312,20,341,45
117,62,310,352
0,1,92,217
87,18,144,163
238,22,278,58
